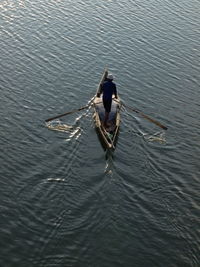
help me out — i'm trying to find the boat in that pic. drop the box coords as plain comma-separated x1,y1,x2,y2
93,69,122,150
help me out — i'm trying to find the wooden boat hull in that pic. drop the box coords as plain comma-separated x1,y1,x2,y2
93,69,121,150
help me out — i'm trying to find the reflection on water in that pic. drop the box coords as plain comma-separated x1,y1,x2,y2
104,151,114,174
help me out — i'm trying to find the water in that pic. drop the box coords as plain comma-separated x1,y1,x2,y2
0,0,200,266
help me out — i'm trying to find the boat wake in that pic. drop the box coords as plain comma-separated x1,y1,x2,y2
104,150,115,175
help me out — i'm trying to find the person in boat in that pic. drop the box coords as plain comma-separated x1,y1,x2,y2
98,73,118,127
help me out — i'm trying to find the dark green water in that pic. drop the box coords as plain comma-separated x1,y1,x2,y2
0,0,199,266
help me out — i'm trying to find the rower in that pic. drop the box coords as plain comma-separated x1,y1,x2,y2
98,74,118,127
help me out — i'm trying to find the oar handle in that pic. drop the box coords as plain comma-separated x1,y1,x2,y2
45,105,89,122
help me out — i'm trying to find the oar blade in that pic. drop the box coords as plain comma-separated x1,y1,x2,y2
140,113,168,130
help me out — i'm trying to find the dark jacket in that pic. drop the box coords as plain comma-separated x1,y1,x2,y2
100,80,117,101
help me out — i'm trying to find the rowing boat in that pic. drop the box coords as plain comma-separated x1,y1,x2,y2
93,69,122,150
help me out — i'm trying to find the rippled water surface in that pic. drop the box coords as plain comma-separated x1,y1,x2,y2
0,0,200,266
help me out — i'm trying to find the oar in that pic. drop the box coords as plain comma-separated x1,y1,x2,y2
45,93,98,123
45,104,90,122
122,103,168,130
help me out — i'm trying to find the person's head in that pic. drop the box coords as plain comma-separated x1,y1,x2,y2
107,74,114,81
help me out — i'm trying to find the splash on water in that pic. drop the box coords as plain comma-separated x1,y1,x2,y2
143,131,166,144
68,126,82,140
47,177,65,182
46,120,74,132
46,119,82,142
